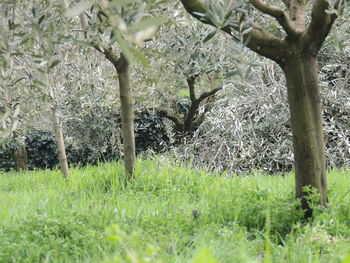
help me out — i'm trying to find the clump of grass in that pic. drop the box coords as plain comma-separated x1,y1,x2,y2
0,159,349,263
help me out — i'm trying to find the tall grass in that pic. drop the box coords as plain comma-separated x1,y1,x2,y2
0,159,349,263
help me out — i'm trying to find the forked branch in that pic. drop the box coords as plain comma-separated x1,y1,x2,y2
198,87,222,102
304,0,340,51
80,13,124,70
249,0,297,38
158,108,184,131
187,74,199,102
92,43,128,72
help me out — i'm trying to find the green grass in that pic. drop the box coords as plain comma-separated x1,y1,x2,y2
0,158,349,263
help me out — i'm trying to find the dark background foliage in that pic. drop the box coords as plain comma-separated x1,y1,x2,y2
0,110,170,171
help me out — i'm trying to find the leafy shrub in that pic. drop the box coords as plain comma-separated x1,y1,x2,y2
65,107,170,165
0,140,17,171
26,130,58,170
64,104,122,166
0,130,58,171
0,108,171,171
134,110,170,154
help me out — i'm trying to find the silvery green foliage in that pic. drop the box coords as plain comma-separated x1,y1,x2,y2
64,78,122,164
176,56,349,173
65,107,122,165
319,43,350,168
0,4,34,143
132,7,258,141
176,61,293,173
134,20,234,109
0,1,80,143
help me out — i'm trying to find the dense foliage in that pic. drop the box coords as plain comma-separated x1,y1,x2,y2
0,131,58,171
66,108,170,165
1,0,349,175
175,51,350,173
0,109,170,171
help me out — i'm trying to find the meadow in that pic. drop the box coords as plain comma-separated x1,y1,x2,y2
0,159,349,263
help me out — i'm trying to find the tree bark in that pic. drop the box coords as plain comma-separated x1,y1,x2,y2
115,53,136,179
51,107,69,178
160,74,222,136
14,145,28,171
90,42,136,180
283,51,328,217
183,100,200,135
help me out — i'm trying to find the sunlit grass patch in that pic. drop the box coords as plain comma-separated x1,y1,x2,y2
0,160,349,263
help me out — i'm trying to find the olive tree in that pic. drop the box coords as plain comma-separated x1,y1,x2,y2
179,0,349,216
148,23,229,136
23,1,78,178
66,0,167,179
0,2,61,172
1,1,84,177
0,31,31,171
135,12,253,140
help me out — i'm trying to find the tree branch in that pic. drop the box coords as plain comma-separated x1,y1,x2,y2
186,74,199,103
192,88,220,129
14,58,32,80
193,112,206,128
191,75,222,130
179,0,288,64
92,43,122,70
158,109,184,131
80,14,123,70
304,0,338,52
198,87,222,102
249,0,297,38
170,99,181,117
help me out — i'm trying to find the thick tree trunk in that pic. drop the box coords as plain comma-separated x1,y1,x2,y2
116,54,136,179
284,54,327,217
51,107,69,178
14,145,28,171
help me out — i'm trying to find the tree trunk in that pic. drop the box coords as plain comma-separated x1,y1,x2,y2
178,0,337,219
51,107,69,178
183,101,200,135
116,54,136,179
284,53,327,217
14,145,28,171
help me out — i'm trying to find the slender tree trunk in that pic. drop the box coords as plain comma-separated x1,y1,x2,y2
88,41,136,179
51,106,69,178
14,145,28,171
284,54,327,217
115,54,136,179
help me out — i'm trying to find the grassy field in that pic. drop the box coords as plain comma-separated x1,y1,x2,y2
0,158,349,263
